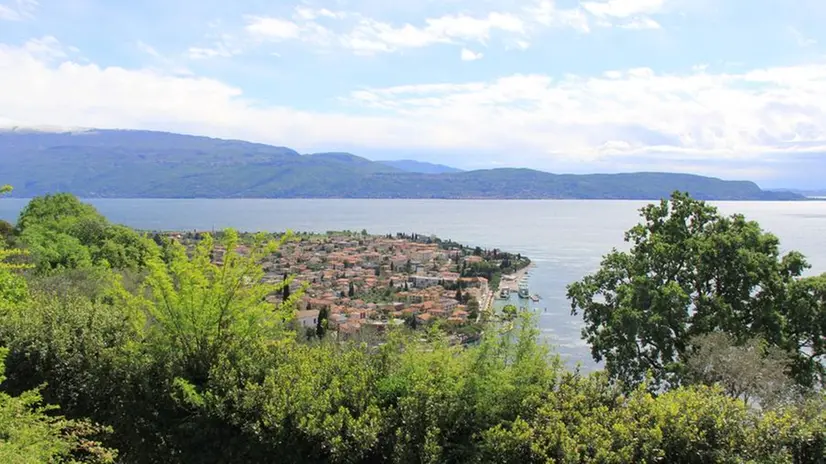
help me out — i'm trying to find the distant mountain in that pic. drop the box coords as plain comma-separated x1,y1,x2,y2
378,159,463,174
770,188,826,198
0,129,802,200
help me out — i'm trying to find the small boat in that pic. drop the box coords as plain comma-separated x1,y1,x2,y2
518,280,530,299
530,294,540,302
499,288,510,299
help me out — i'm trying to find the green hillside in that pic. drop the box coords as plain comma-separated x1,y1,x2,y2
0,129,801,200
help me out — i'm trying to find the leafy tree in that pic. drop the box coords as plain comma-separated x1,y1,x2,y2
316,306,329,339
0,184,30,309
17,194,151,272
120,229,297,386
467,297,480,320
0,348,117,464
568,191,817,390
685,332,796,407
282,272,291,301
781,273,826,387
502,304,518,321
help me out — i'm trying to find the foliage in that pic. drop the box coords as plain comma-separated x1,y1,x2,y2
2,194,825,463
568,191,823,390
502,304,518,321
118,229,297,386
17,194,152,273
685,332,797,407
0,347,117,463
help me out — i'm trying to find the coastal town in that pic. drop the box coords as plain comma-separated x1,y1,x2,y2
176,230,531,343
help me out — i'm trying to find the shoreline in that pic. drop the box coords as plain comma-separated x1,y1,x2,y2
481,263,534,316
497,263,534,293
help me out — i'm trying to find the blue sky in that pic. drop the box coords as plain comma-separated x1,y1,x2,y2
1,0,825,188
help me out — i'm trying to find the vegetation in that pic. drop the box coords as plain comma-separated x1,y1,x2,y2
0,190,824,463
0,129,802,200
568,191,826,391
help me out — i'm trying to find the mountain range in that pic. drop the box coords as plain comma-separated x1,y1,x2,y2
0,128,803,200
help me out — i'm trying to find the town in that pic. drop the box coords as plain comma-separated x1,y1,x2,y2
171,230,532,344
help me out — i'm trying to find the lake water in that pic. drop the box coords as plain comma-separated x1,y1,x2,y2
2,199,825,369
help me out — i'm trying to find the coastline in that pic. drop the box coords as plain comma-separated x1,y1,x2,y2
481,263,534,315
497,263,534,293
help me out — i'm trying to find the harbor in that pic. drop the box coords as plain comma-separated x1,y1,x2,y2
492,263,543,312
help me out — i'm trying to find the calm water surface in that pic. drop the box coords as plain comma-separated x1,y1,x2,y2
2,199,825,369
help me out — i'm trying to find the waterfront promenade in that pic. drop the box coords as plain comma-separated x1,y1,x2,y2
498,264,533,293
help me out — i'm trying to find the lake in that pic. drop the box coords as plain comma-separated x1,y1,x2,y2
2,198,825,369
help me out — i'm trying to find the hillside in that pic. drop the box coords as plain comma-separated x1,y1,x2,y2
378,159,463,174
0,128,801,200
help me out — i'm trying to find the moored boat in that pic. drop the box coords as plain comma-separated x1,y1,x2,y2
518,279,530,299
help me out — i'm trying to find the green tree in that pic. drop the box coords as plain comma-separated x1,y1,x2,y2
316,306,329,338
349,281,355,298
467,297,480,320
282,272,291,301
0,348,117,464
17,194,151,272
568,191,817,390
502,304,518,321
119,229,297,386
0,184,30,309
685,332,796,407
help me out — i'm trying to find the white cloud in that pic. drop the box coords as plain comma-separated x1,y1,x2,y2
136,41,161,58
619,17,661,29
460,48,483,61
187,46,233,59
582,0,666,18
528,1,591,32
3,37,826,165
21,35,67,59
0,0,37,21
789,27,817,47
245,16,303,40
241,3,591,56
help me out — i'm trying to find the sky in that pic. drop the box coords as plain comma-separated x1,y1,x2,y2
1,0,825,188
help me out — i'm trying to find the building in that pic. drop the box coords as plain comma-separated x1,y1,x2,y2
297,309,320,329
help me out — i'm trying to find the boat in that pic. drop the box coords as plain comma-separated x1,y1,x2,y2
518,280,530,299
498,288,510,299
530,294,540,302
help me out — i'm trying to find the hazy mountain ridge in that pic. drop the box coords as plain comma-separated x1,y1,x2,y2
0,129,802,200
378,159,464,174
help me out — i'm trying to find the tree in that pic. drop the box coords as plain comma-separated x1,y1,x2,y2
0,348,117,464
316,306,329,338
685,333,796,407
467,297,480,320
17,194,151,272
348,281,355,298
1,184,30,308
502,304,518,321
282,272,291,301
119,229,297,386
568,192,816,390
455,288,463,302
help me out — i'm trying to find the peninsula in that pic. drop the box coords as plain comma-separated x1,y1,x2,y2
164,229,530,344
0,128,801,200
